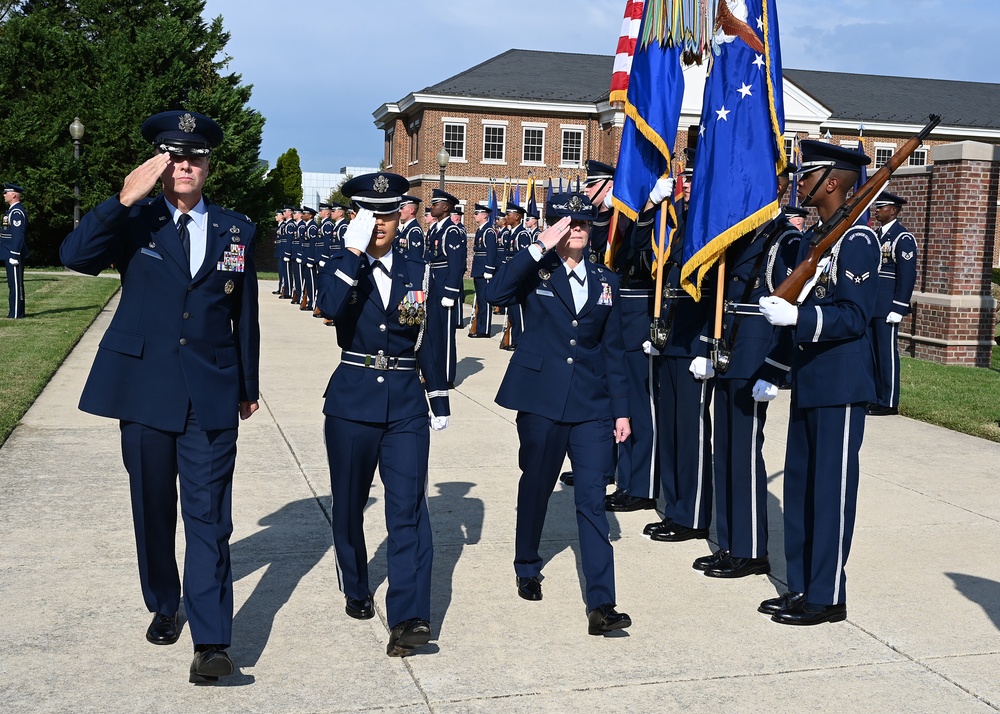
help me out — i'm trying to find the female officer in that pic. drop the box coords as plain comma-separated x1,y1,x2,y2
316,172,450,657
486,192,632,636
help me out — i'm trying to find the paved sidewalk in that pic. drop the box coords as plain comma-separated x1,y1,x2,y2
2,280,999,713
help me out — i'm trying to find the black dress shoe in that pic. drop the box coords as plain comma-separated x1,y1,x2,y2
606,493,657,512
643,517,672,536
771,601,847,626
866,404,898,416
386,618,431,657
757,591,806,615
271,289,281,294
346,595,375,620
704,556,771,579
189,647,233,684
559,471,574,487
692,549,730,571
649,523,709,542
587,604,632,636
146,612,180,645
517,576,542,601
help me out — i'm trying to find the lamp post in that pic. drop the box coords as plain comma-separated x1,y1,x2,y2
436,146,450,191
69,117,85,228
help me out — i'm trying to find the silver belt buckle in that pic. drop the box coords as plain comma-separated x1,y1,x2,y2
374,354,389,370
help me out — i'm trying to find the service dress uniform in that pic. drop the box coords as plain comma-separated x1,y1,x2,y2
287,212,303,302
487,193,631,634
1,185,28,319
316,173,450,657
502,206,531,350
300,208,318,309
468,202,499,337
582,160,616,264
424,189,467,386
395,196,426,261
58,111,259,681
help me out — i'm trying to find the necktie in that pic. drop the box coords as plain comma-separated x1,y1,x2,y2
876,226,884,240
177,214,192,268
372,259,390,276
569,270,585,285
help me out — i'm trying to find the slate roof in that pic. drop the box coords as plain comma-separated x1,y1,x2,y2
784,69,1000,130
420,49,614,104
415,49,999,130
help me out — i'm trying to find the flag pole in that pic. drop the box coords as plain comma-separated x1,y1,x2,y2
650,200,670,347
712,251,727,369
605,208,621,269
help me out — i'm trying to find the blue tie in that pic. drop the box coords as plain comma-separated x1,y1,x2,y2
177,214,192,267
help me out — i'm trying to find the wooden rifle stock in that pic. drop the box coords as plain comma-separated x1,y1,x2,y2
771,114,941,302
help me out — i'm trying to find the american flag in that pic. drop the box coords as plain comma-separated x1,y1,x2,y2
609,0,644,108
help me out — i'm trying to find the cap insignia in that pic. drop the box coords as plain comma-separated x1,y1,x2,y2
568,195,584,212
178,113,197,134
373,175,390,194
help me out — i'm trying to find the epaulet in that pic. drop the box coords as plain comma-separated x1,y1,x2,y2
218,206,254,227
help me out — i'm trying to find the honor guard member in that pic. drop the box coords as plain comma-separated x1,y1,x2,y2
330,201,349,254
700,193,802,579
645,150,716,543
316,172,450,657
784,204,808,232
299,206,318,310
279,205,295,298
582,160,616,264
422,205,435,233
313,203,333,316
450,203,464,225
757,141,879,625
59,110,260,683
425,188,467,387
867,192,916,416
1,184,29,319
468,202,499,338
500,202,531,350
602,182,664,512
486,192,632,636
524,209,540,240
271,209,284,295
287,207,303,303
395,194,425,260
449,204,467,329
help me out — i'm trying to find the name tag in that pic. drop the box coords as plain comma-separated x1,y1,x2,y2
217,243,246,273
141,247,163,260
535,288,554,297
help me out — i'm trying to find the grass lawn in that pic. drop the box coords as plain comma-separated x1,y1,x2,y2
0,272,120,446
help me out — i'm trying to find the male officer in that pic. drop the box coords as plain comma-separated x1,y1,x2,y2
758,141,879,625
271,209,284,295
316,172,450,657
487,192,632,636
395,194,424,260
524,209,540,240
278,205,295,298
1,184,28,319
784,204,808,232
330,202,349,254
450,204,464,226
313,203,333,316
582,160,616,263
299,206,318,310
287,207,303,303
60,110,259,682
500,202,531,351
868,192,917,416
425,189,467,386
468,202,498,338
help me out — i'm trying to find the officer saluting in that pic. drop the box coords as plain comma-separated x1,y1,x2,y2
316,172,450,657
867,191,917,416
59,110,260,683
1,183,28,319
758,141,880,625
487,192,632,637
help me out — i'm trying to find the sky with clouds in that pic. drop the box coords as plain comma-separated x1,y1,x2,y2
201,0,999,172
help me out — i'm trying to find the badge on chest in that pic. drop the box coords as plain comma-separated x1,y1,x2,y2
217,243,246,273
398,290,426,326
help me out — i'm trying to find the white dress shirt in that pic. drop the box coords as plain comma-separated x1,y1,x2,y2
367,251,393,309
166,197,208,277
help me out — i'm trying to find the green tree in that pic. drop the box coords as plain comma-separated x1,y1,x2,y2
327,175,353,209
268,148,303,207
0,0,268,264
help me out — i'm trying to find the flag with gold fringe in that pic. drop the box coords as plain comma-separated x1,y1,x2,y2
680,0,786,300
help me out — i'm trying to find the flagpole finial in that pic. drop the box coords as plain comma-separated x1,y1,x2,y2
858,123,865,138
823,129,833,140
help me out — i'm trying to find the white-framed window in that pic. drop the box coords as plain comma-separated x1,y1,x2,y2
560,126,583,167
408,118,421,164
908,148,928,166
874,143,896,169
443,120,467,161
785,136,796,165
385,128,394,168
483,123,506,163
522,125,545,164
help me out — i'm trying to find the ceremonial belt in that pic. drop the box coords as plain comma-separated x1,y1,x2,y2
620,288,653,297
341,350,417,371
428,261,448,269
662,288,705,300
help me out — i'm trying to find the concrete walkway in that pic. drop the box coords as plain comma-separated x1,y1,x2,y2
2,280,999,713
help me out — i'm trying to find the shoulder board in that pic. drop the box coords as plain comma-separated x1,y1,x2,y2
217,206,254,227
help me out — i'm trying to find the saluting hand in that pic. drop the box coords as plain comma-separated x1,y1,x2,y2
119,153,172,207
537,216,572,252
614,417,631,443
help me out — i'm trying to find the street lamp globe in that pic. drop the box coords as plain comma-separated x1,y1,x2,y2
436,146,450,169
69,117,85,141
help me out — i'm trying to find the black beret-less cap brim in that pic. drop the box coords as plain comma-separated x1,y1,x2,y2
342,172,410,214
545,192,597,221
505,202,526,215
301,206,316,214
399,195,422,206
783,206,809,217
141,110,223,156
797,139,871,174
584,159,615,184
473,203,490,212
873,191,907,207
431,188,460,206
3,183,23,193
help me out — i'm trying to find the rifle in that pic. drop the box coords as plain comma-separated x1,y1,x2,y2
772,114,941,302
500,312,512,350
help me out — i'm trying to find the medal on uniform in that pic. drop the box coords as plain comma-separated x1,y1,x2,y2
399,289,425,325
538,269,550,281
815,286,827,299
224,279,235,295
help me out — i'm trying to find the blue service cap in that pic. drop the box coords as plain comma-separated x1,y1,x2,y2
797,140,871,175
301,205,316,214
546,192,597,221
141,110,223,157
283,204,295,211
3,183,23,194
318,202,332,210
431,188,460,206
292,206,303,213
450,205,463,216
473,202,491,213
504,202,525,215
873,191,907,207
682,147,697,174
400,194,422,206
526,208,539,219
341,172,411,214
329,202,347,211
583,160,615,185
783,205,809,217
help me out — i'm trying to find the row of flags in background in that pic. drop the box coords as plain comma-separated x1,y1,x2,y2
484,175,584,224
609,0,787,299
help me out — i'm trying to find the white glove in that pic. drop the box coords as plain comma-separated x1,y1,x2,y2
295,258,302,263
603,192,614,209
759,296,799,326
751,379,779,402
283,257,290,262
886,311,903,324
8,258,18,266
689,356,715,380
319,260,326,268
441,297,456,308
343,208,376,253
430,415,449,431
484,272,493,279
642,340,661,356
649,177,675,205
